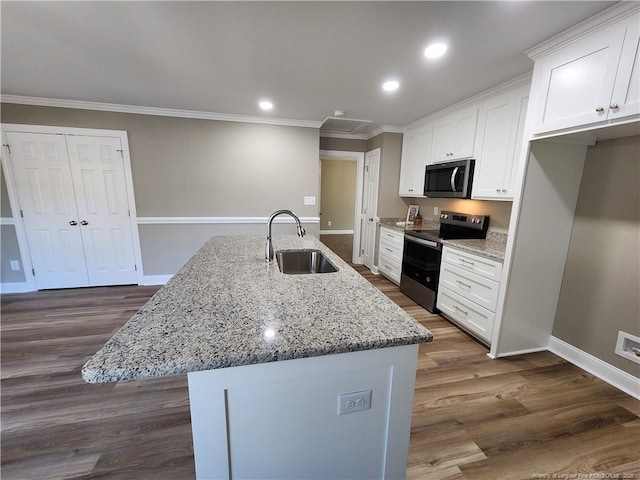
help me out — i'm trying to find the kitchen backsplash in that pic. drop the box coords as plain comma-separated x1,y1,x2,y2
401,198,512,233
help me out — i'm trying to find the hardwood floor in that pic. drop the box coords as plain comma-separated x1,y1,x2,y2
2,271,638,479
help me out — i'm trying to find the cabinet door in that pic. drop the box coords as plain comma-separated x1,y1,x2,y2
532,22,626,134
432,118,455,163
609,15,640,121
399,125,432,196
472,85,529,200
432,108,478,162
452,108,478,160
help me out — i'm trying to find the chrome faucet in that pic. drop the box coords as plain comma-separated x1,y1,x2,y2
265,209,305,261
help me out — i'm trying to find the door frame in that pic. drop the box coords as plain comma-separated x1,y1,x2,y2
318,149,365,264
1,123,144,291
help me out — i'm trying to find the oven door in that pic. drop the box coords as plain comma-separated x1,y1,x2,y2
400,234,442,312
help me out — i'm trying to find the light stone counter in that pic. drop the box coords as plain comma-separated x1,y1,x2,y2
441,231,508,262
82,235,433,383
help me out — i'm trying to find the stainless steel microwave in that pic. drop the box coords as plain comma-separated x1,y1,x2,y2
424,159,475,198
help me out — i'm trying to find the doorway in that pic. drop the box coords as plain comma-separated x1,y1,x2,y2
1,124,143,290
318,150,364,264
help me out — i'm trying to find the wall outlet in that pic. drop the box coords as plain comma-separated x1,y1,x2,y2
304,196,316,206
433,207,439,216
337,390,372,415
328,221,332,226
10,260,20,271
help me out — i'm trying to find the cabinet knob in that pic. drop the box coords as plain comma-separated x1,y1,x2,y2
501,188,507,193
595,106,605,113
610,103,619,110
80,220,89,226
69,220,78,226
496,188,500,192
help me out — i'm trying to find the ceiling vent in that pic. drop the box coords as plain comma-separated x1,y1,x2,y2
320,116,373,134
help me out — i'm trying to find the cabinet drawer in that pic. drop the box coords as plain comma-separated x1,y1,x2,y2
378,253,401,285
437,287,494,343
379,227,404,247
379,237,403,263
442,246,502,281
439,262,500,312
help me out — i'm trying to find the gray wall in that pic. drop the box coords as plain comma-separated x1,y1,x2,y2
368,132,407,218
1,103,320,277
553,136,640,378
319,159,357,231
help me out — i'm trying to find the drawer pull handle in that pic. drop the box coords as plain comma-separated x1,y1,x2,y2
385,248,393,252
454,305,468,316
456,280,472,289
459,259,475,266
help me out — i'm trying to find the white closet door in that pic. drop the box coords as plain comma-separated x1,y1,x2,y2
5,132,89,289
66,135,138,286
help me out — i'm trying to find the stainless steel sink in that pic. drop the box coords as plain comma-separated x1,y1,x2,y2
275,249,338,274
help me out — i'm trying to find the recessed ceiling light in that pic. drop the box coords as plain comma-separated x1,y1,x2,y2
424,43,448,59
382,80,400,92
259,100,273,111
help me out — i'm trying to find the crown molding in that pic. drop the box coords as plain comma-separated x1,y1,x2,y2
526,2,640,60
0,95,323,129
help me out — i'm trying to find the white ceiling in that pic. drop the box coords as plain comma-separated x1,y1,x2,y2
1,1,616,135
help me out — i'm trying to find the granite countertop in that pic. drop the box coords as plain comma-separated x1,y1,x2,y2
82,235,433,383
441,232,508,262
379,217,507,262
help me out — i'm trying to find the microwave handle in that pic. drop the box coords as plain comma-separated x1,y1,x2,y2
450,166,459,192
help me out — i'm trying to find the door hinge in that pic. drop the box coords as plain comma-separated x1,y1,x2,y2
3,144,11,154
134,264,137,271
31,268,35,276
20,209,24,218
116,149,124,158
128,209,131,217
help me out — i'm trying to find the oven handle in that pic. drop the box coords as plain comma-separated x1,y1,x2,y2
450,166,459,192
404,235,440,250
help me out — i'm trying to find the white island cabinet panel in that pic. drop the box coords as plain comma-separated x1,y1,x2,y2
188,344,419,480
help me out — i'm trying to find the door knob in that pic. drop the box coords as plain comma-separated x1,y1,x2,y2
80,220,89,226
368,218,373,222
69,220,78,226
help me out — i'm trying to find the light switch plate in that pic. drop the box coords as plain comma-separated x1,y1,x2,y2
304,196,316,206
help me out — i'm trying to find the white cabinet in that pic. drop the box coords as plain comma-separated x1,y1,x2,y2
531,12,640,135
377,226,404,285
472,84,530,200
437,246,503,343
399,124,433,197
431,108,478,163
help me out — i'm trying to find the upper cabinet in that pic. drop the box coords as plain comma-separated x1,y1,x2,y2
399,123,433,197
472,84,530,200
530,9,640,135
398,77,531,200
431,108,478,163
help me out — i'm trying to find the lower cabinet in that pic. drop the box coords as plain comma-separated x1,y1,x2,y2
377,226,404,285
437,245,503,343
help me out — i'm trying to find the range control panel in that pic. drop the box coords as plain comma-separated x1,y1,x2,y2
440,211,489,230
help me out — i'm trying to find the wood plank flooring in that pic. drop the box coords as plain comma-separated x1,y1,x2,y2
2,265,638,479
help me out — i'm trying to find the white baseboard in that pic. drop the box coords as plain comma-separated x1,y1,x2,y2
0,282,34,294
141,275,173,286
319,229,354,235
492,346,548,358
548,336,640,400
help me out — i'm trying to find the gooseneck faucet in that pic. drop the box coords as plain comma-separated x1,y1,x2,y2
265,209,306,261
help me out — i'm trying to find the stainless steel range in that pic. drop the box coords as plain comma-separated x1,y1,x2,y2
400,211,489,313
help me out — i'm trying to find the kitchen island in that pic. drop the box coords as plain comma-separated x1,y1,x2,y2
83,235,432,479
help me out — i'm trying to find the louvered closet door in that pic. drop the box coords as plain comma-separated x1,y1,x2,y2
5,132,90,289
66,136,137,286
